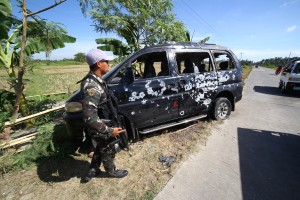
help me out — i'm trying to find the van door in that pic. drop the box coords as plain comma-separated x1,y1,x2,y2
173,51,218,117
212,51,241,85
108,51,179,129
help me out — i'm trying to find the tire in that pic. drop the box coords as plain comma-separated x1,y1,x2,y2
278,81,283,89
281,84,287,94
210,97,232,120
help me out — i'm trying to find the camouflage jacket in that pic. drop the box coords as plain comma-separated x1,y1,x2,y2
80,72,113,137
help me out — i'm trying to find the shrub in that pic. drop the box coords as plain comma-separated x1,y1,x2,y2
0,89,15,132
0,123,74,172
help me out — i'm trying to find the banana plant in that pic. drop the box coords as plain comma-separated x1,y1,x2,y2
199,37,210,44
0,20,76,78
96,38,132,60
0,0,12,40
0,0,74,118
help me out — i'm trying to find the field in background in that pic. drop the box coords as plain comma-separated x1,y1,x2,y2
24,65,89,96
0,61,122,96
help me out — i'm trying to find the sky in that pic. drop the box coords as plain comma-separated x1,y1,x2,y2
11,0,300,62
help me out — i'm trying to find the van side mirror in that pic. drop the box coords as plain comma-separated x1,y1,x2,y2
125,66,134,84
283,67,291,73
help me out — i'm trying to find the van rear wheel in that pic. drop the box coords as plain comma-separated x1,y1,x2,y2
281,85,287,94
210,97,232,120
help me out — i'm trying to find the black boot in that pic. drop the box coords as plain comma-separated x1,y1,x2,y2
107,168,128,178
85,168,101,182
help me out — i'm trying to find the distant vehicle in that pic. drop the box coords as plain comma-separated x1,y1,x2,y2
278,60,300,93
255,65,258,68
63,42,243,140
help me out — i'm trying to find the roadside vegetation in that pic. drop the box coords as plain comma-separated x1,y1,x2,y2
242,65,252,81
241,56,300,68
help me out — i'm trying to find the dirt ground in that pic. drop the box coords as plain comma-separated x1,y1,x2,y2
0,120,218,200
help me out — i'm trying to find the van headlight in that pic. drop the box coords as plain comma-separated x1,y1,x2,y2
288,77,300,81
65,102,82,113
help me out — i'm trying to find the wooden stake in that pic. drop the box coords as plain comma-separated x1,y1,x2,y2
4,105,64,128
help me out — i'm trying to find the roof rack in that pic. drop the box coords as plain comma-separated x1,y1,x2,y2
166,41,216,45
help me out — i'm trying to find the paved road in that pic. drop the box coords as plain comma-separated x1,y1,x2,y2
155,67,300,200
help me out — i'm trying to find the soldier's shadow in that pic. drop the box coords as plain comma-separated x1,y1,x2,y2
36,124,92,183
36,154,90,183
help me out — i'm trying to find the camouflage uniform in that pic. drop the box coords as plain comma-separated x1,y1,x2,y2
80,71,116,172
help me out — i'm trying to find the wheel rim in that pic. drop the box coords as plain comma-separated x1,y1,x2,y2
217,102,229,119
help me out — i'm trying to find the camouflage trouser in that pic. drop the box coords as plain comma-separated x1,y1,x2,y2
90,137,116,172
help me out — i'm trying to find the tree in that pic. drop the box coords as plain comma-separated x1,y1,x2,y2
74,52,86,63
81,0,187,51
0,0,75,118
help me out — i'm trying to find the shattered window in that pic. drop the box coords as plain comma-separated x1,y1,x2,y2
213,52,236,71
131,52,169,79
176,52,213,74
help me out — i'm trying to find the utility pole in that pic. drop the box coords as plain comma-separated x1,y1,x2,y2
240,52,244,60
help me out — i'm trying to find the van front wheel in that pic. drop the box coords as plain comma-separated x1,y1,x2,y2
210,97,232,120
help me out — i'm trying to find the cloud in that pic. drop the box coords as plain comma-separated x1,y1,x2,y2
280,0,298,7
286,25,297,32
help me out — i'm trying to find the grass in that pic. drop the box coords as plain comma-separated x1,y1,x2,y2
24,69,87,96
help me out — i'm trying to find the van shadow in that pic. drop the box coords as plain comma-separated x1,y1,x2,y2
36,124,91,183
253,86,300,97
238,128,300,200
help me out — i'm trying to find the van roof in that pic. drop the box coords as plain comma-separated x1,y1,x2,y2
142,42,229,51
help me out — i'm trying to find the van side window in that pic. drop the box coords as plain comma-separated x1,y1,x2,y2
176,52,213,74
131,51,169,80
213,52,236,71
293,63,300,74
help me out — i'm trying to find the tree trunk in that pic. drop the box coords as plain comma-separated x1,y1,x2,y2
12,0,27,119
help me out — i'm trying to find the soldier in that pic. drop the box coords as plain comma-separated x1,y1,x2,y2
81,49,128,181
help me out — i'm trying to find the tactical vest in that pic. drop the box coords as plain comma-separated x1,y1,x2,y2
78,73,129,149
79,73,120,127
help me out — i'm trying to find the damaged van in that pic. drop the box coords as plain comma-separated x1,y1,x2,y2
63,42,243,140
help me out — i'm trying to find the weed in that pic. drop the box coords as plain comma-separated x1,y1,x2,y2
140,189,158,200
